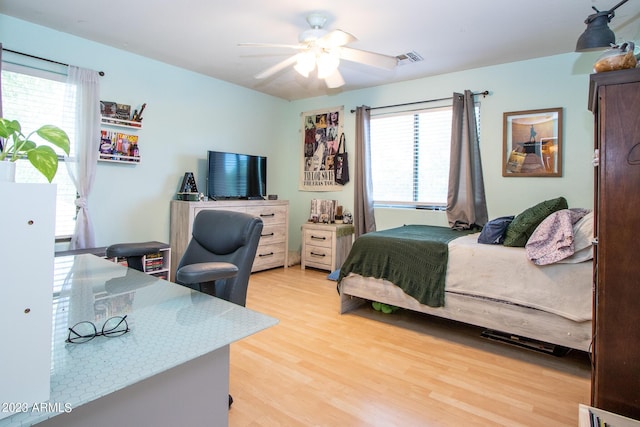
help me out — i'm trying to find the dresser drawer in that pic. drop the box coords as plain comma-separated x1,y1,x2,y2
303,228,333,249
260,224,286,244
253,243,286,271
246,205,287,226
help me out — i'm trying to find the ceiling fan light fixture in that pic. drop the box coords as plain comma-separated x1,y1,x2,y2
317,51,340,79
294,52,316,77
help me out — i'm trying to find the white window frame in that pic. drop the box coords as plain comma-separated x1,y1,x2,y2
1,60,78,239
370,103,480,210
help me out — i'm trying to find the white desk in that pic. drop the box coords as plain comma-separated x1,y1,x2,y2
0,255,277,426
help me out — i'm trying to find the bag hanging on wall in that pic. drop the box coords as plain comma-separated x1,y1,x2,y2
334,133,350,185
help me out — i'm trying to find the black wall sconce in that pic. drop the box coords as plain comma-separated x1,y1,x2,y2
576,0,629,52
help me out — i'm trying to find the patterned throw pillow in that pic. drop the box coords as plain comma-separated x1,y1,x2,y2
503,197,568,247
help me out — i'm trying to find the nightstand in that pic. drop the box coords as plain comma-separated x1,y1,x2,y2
301,222,354,272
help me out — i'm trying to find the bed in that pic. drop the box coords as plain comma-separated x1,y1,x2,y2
337,206,594,353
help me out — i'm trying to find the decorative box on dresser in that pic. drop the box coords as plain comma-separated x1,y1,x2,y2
170,199,289,281
588,67,640,420
301,222,354,272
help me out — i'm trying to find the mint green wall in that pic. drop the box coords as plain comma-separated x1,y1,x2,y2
1,13,599,254
0,15,288,248
282,53,599,244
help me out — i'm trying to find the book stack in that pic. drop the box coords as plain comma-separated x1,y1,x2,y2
144,253,165,272
309,199,338,223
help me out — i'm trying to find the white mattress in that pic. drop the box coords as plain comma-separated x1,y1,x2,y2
446,233,593,322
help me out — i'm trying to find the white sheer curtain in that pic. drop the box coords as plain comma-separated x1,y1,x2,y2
65,66,101,249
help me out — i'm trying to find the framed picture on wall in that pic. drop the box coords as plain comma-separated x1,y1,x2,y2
502,107,563,177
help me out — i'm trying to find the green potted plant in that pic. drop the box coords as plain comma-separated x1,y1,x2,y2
0,117,70,183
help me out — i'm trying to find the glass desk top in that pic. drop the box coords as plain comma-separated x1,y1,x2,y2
1,254,278,426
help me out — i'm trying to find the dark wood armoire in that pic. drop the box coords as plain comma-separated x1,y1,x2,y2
588,67,640,420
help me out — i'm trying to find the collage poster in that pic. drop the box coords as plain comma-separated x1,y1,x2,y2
299,106,344,192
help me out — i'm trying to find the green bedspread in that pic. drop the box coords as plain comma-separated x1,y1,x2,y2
338,225,476,307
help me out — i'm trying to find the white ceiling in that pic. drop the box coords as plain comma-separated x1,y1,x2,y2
1,1,639,101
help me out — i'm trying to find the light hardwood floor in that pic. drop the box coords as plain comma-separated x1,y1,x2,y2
229,267,591,426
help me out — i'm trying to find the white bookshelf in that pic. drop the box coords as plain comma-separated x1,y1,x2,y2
579,404,640,427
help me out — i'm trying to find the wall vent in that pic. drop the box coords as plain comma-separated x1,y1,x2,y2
396,51,424,65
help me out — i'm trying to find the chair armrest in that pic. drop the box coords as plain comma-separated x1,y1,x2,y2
106,241,167,258
176,262,238,285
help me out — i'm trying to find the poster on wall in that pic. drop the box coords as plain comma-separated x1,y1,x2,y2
299,106,344,191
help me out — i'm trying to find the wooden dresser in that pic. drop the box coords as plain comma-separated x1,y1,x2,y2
169,199,289,281
588,67,640,420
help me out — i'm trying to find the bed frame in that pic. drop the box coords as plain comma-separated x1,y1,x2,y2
339,274,592,352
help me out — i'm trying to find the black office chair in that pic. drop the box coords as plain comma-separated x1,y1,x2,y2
175,209,263,307
174,209,263,410
107,211,262,408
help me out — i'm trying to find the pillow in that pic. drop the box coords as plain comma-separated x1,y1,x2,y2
477,216,515,244
503,197,568,247
559,210,594,264
525,208,588,265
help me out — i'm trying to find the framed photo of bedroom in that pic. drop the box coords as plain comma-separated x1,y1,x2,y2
502,107,563,177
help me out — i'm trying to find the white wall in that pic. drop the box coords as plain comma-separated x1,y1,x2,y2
1,13,600,254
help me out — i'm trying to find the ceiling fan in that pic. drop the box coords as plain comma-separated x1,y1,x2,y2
239,13,398,88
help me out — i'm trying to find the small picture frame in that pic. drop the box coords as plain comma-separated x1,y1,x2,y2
503,108,563,177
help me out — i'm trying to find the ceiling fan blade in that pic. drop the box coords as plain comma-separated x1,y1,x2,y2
254,54,301,79
318,30,357,48
239,42,304,50
324,69,345,89
339,47,398,70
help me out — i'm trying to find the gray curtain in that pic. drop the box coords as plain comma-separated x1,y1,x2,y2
446,90,488,229
354,106,376,238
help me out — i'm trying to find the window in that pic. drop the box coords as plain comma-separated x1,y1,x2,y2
2,61,78,238
370,104,479,208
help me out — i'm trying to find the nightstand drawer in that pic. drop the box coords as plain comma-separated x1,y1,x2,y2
303,228,333,248
303,246,332,268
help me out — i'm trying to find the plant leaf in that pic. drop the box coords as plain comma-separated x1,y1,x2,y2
37,125,70,155
15,138,37,153
0,118,21,138
27,145,58,183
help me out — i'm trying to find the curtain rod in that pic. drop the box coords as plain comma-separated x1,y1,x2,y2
2,48,105,76
350,90,489,113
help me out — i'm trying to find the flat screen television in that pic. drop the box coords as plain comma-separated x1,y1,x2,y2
206,150,267,200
